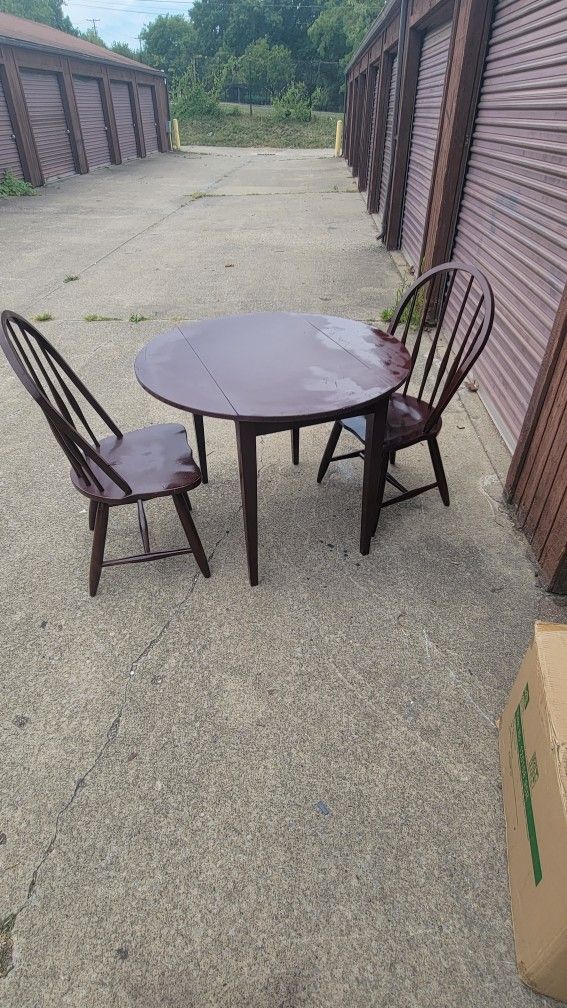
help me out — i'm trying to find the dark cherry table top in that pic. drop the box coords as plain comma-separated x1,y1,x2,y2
135,312,411,424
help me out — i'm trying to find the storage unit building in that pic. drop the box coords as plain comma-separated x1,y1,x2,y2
0,12,169,189
344,0,567,592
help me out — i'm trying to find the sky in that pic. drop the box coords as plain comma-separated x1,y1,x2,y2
64,0,192,49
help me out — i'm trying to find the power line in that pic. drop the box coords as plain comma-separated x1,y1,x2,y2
71,3,191,13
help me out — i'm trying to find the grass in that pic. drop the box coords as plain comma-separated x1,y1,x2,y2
178,108,342,149
84,314,121,322
380,276,425,326
0,170,35,199
83,313,151,323
64,274,79,283
33,312,53,322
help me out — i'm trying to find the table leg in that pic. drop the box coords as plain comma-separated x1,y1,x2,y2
193,414,208,484
235,421,259,586
360,397,389,556
291,426,300,465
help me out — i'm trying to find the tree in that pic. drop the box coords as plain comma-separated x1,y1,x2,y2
188,0,232,58
0,0,76,33
80,27,106,47
140,14,198,86
216,38,293,102
309,0,384,65
242,38,293,97
222,0,282,56
110,41,139,60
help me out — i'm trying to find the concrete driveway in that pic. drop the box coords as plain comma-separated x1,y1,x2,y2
1,148,564,1007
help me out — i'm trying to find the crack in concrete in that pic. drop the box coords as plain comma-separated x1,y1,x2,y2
40,153,256,303
0,499,244,981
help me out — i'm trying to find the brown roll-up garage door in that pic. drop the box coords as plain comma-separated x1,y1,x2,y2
110,81,138,161
20,69,75,182
400,22,451,269
138,84,159,154
0,77,23,178
449,0,567,449
73,76,110,171
377,55,398,216
365,70,380,193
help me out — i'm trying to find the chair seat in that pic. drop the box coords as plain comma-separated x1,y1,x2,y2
70,423,201,503
341,394,441,450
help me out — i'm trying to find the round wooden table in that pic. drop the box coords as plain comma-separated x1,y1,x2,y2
135,311,411,585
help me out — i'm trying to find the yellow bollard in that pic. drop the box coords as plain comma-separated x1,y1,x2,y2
171,117,181,150
334,119,343,157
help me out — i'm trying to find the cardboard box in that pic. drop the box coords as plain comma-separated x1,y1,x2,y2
499,622,567,1002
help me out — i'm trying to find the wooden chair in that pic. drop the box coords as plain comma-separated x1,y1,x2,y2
316,262,494,527
0,311,211,595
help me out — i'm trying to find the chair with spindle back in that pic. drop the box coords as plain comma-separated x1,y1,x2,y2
0,311,211,595
316,262,494,530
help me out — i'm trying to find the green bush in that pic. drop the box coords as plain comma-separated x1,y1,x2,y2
272,83,311,123
310,86,326,111
172,79,221,120
0,170,35,198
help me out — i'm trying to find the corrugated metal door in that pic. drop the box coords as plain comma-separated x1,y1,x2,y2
110,81,138,161
400,22,451,268
20,69,75,181
0,77,23,178
450,0,567,448
138,85,158,154
377,55,398,214
365,71,380,192
73,76,110,170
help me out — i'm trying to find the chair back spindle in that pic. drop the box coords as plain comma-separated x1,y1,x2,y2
386,262,494,431
0,311,132,496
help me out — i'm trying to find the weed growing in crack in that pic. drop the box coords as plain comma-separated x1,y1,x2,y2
84,314,121,322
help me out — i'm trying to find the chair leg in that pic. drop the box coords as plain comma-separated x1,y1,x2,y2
372,453,390,537
172,494,210,578
137,500,150,554
89,503,109,596
88,500,98,532
291,427,300,466
193,414,208,485
389,451,396,466
428,438,450,506
317,421,343,483
182,492,192,511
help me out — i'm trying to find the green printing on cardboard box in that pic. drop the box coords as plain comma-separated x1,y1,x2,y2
515,696,542,886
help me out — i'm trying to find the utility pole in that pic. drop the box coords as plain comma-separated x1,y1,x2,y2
89,19,100,34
